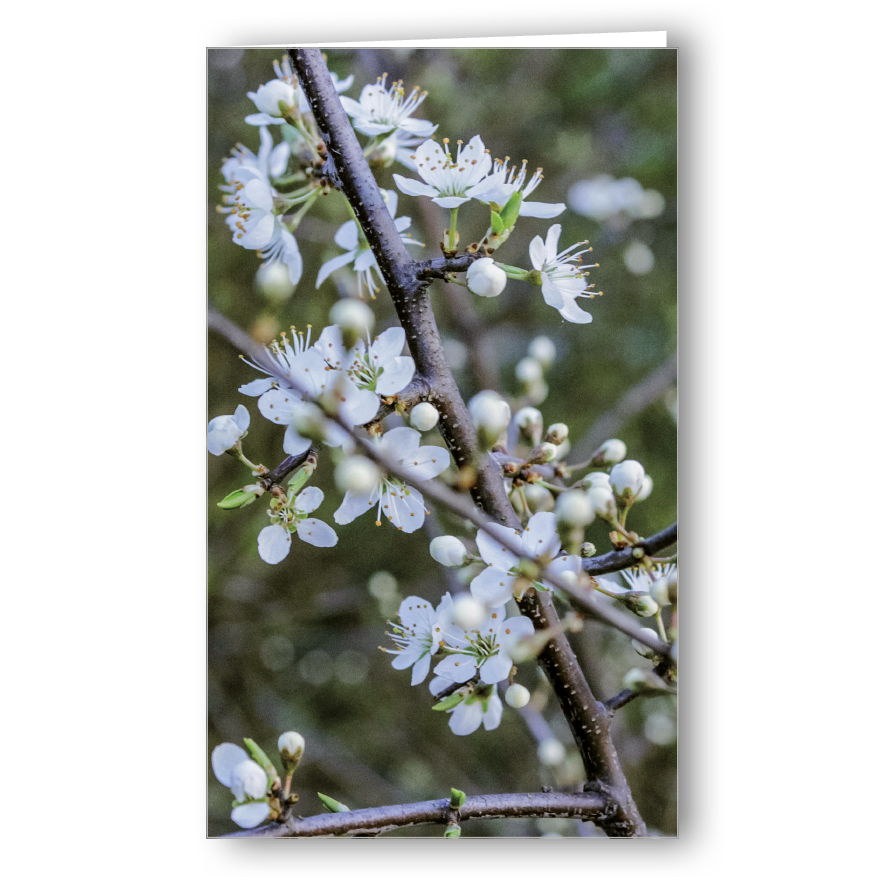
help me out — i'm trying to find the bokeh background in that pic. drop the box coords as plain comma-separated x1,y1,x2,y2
208,46,677,837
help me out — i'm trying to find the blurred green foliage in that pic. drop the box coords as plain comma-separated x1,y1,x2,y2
208,46,677,837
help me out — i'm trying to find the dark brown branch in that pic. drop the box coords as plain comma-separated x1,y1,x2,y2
285,49,647,836
414,254,483,279
605,661,676,712
218,791,610,838
582,522,678,576
263,447,318,487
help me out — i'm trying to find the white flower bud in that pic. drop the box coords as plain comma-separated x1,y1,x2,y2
231,759,268,803
635,474,653,502
631,627,661,659
651,577,670,607
466,257,507,298
207,405,250,456
586,486,617,522
582,472,612,490
330,298,374,334
592,438,627,466
609,459,646,500
633,595,659,617
429,536,470,568
555,490,594,527
334,455,381,495
278,731,305,756
409,402,439,431
256,262,296,303
539,442,558,463
452,592,487,630
546,423,569,445
580,542,596,557
505,683,531,708
277,731,305,772
468,390,511,446
623,668,650,691
253,80,296,117
515,357,544,384
537,738,566,767
515,407,544,445
528,335,556,369
522,484,555,512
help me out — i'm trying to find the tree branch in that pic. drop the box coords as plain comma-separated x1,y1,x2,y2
218,791,610,838
582,522,678,576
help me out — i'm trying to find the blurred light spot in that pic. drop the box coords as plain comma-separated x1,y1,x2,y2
644,712,677,746
223,575,263,602
442,338,468,372
298,649,332,684
568,175,664,223
259,635,295,671
368,571,398,600
334,649,369,684
623,241,655,275
633,189,665,219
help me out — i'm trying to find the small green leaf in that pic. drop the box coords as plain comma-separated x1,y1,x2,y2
432,692,466,712
499,191,523,229
317,792,350,813
443,824,462,838
450,788,466,809
217,489,260,509
490,210,504,235
287,461,315,492
243,738,278,782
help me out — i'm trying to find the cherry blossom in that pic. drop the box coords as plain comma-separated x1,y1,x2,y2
428,677,504,736
528,224,598,324
257,487,338,565
211,743,271,829
382,594,453,685
340,74,436,139
207,405,250,456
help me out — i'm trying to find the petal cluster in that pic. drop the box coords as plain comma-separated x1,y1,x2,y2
383,594,453,685
257,486,338,565
340,74,436,138
393,136,492,208
208,404,250,456
211,743,271,829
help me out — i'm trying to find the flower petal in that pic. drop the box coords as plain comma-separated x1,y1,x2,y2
233,404,250,433
296,518,338,548
369,326,406,363
257,524,291,564
239,377,275,397
316,250,357,288
520,201,566,219
470,566,515,608
431,195,470,209
479,654,511,684
401,445,450,481
434,654,477,682
476,526,521,571
380,426,420,461
544,224,562,259
295,487,324,513
375,356,415,396
282,423,312,457
231,802,271,829
392,174,439,199
211,743,249,788
410,654,431,686
522,512,560,559
333,486,378,525
449,699,483,735
381,485,425,533
556,298,593,324
258,387,296,425
528,235,547,271
482,692,503,731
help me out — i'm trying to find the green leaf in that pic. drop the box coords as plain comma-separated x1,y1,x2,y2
243,738,278,782
499,191,523,229
443,824,462,838
317,792,350,813
217,489,259,509
287,461,315,492
450,788,467,809
432,692,466,712
490,210,504,235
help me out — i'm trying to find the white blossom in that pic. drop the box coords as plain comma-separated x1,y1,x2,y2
429,536,470,568
393,136,493,209
257,487,338,564
208,405,250,455
333,427,449,533
609,459,646,500
316,191,422,298
220,125,290,184
595,564,676,598
528,224,598,324
467,157,565,218
383,594,452,685
211,743,271,829
340,74,436,138
466,257,507,298
429,678,503,736
470,512,580,607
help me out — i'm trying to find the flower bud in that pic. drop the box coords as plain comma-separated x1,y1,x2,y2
317,792,350,813
590,438,627,467
466,257,507,298
522,483,555,512
651,577,670,608
256,262,296,303
409,402,439,431
623,668,670,692
468,390,511,448
580,542,597,557
334,455,381,495
581,472,612,490
430,536,470,569
631,627,662,659
515,357,544,386
609,459,646,505
545,423,569,445
505,683,531,708
367,133,398,168
231,759,268,803
444,824,462,838
538,442,558,463
635,474,653,502
667,570,679,605
452,592,487,630
528,335,556,369
555,490,594,527
253,80,296,118
586,486,618,523
278,731,305,773
627,595,659,617
515,406,544,445
330,299,374,349
537,738,566,767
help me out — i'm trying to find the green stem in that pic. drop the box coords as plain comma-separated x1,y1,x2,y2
448,208,458,253
655,610,668,643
